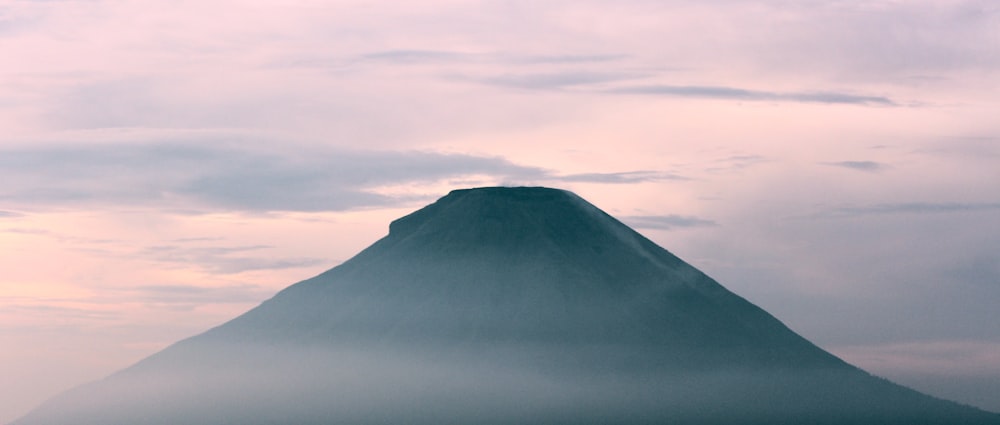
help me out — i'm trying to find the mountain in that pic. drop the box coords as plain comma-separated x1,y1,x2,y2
15,187,1000,424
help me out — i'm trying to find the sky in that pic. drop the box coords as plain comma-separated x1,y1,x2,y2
1,0,998,421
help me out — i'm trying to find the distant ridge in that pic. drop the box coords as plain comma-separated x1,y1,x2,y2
16,187,1000,424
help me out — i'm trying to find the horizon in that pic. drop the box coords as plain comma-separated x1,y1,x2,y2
2,0,999,422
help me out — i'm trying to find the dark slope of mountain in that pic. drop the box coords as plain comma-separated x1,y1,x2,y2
16,187,1000,425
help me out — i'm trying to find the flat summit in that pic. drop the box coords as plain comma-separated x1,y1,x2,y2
16,187,1000,424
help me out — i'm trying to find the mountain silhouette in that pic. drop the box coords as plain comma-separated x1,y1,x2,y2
15,187,1000,424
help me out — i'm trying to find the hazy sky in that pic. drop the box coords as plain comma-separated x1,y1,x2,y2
2,0,998,421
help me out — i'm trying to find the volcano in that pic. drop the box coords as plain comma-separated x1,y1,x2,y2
16,187,1000,424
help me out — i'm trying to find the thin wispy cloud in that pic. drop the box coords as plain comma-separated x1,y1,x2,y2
826,202,1000,217
622,215,718,230
125,284,273,305
1,228,50,238
170,237,226,243
555,171,687,184
0,227,120,249
3,303,121,322
705,155,769,174
824,160,888,172
278,50,629,72
360,49,477,64
610,85,895,105
140,243,325,274
474,71,641,90
0,141,695,213
0,141,549,213
359,50,629,66
915,136,1000,160
512,54,628,64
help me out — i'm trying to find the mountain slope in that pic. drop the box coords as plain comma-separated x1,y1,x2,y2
16,187,1000,425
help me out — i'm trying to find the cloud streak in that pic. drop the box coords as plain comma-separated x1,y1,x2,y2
469,71,642,90
0,140,690,214
124,284,273,305
140,244,325,274
0,140,549,213
2,303,121,322
554,171,687,184
622,215,718,230
705,155,769,174
829,202,1000,217
360,49,477,64
512,53,629,64
357,50,629,67
824,160,888,172
610,85,895,105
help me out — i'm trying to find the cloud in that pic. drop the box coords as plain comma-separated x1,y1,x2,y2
170,237,225,243
360,50,476,64
824,160,888,172
915,136,1000,160
609,85,894,105
769,1,1000,77
181,149,553,212
554,171,687,184
359,50,628,67
0,139,694,213
279,50,629,73
704,155,769,174
467,71,641,90
0,140,550,213
512,54,628,64
1,227,48,235
0,227,121,250
140,244,326,274
828,202,1000,216
621,215,718,230
124,284,273,305
349,50,638,91
3,303,120,322
0,211,22,218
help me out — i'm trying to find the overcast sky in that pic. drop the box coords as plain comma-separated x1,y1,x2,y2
2,0,999,421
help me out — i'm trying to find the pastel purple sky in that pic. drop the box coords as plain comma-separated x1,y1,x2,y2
2,0,999,421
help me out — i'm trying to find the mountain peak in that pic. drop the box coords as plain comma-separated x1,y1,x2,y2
262,186,835,359
447,185,572,198
388,186,581,237
382,186,649,267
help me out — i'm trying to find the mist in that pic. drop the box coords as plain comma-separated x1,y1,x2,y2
18,338,947,425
